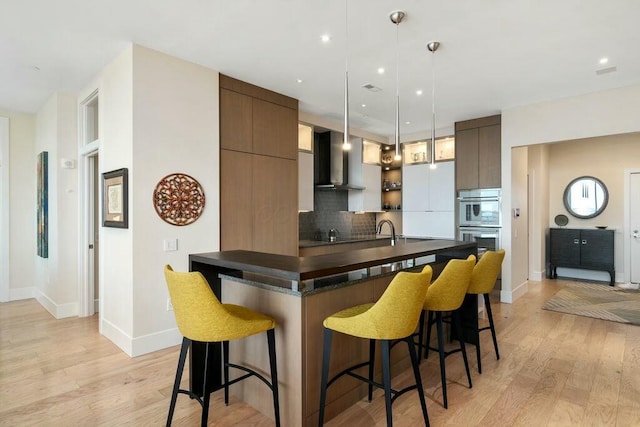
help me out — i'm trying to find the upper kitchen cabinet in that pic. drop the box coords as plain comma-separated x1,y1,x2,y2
220,89,252,152
348,138,381,211
298,124,314,211
219,74,298,160
403,161,455,212
253,98,298,160
454,115,501,190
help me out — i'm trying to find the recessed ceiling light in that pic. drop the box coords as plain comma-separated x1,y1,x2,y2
405,121,411,125
321,34,331,43
416,90,423,96
599,57,609,65
361,104,366,108
385,146,391,150
377,67,385,74
296,79,304,83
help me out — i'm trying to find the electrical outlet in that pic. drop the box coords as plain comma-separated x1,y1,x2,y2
166,297,173,311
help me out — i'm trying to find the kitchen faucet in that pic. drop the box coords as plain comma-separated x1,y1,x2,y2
376,220,396,246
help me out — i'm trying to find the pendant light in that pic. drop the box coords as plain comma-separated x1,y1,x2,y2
390,10,405,161
427,41,440,169
342,0,351,151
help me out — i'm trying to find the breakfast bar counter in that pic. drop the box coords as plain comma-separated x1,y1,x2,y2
189,239,477,426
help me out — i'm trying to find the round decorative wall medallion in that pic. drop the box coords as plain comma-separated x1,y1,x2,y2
153,173,205,226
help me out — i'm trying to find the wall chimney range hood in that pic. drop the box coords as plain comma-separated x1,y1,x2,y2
314,131,365,191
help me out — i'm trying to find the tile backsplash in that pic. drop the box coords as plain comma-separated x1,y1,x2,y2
299,190,376,240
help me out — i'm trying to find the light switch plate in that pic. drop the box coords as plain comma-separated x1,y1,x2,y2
163,238,178,251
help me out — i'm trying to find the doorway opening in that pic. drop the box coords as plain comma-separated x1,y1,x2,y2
624,169,640,287
78,90,100,318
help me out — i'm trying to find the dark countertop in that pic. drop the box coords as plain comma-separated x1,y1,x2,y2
190,239,477,282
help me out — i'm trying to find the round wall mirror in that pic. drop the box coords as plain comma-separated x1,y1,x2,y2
563,176,608,219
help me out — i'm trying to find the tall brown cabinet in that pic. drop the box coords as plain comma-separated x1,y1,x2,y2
454,114,501,190
219,75,298,256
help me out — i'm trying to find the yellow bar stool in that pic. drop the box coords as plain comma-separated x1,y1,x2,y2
467,249,505,373
418,256,475,409
164,265,280,427
318,266,433,427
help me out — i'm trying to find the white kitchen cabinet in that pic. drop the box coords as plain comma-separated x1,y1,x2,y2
402,163,429,211
298,151,314,211
403,160,455,237
402,161,454,211
349,138,381,212
403,211,455,239
428,161,455,211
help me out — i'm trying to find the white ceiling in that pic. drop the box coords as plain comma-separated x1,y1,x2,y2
2,0,639,137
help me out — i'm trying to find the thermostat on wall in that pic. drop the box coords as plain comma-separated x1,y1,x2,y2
60,158,75,169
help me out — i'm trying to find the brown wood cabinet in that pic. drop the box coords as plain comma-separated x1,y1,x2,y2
220,89,252,152
454,115,501,190
219,75,299,256
253,98,298,160
252,155,298,255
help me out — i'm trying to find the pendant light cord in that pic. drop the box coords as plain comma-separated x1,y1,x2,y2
431,47,436,165
343,0,351,150
394,20,401,159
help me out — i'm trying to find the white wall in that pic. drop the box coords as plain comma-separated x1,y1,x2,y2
34,93,79,318
501,83,640,301
94,46,135,352
130,45,219,355
0,110,36,301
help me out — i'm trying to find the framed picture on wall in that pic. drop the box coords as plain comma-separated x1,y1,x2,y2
102,168,128,228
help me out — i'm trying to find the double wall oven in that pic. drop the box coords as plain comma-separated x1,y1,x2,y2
457,188,502,255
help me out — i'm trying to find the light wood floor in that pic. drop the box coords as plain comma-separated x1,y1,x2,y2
1,279,639,426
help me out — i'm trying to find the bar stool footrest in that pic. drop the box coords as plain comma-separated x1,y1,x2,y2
225,362,275,391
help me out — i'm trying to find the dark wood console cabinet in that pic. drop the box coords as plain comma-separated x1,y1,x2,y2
549,228,614,285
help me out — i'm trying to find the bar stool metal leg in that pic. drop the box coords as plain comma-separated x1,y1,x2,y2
416,311,425,365
407,337,430,426
452,310,472,389
485,294,500,360
201,342,211,427
435,312,448,408
381,340,393,427
223,340,230,405
267,329,281,427
368,339,375,401
167,337,190,427
318,328,333,426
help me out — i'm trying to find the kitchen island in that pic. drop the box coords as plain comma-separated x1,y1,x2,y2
189,239,476,426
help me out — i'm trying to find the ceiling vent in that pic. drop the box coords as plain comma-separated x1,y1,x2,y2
362,83,382,92
596,66,617,75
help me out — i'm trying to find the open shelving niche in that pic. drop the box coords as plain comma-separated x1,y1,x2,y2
381,146,402,211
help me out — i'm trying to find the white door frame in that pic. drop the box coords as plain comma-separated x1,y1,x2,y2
623,168,640,283
0,117,10,302
78,143,99,316
78,89,100,318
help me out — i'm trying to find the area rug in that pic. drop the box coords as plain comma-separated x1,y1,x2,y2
542,281,640,325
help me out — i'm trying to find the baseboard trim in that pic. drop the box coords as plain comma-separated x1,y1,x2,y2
9,286,35,301
529,270,545,282
131,328,182,357
34,289,78,319
101,318,133,357
500,280,529,304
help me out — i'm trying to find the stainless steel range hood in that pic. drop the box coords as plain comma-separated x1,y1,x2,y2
314,131,365,191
